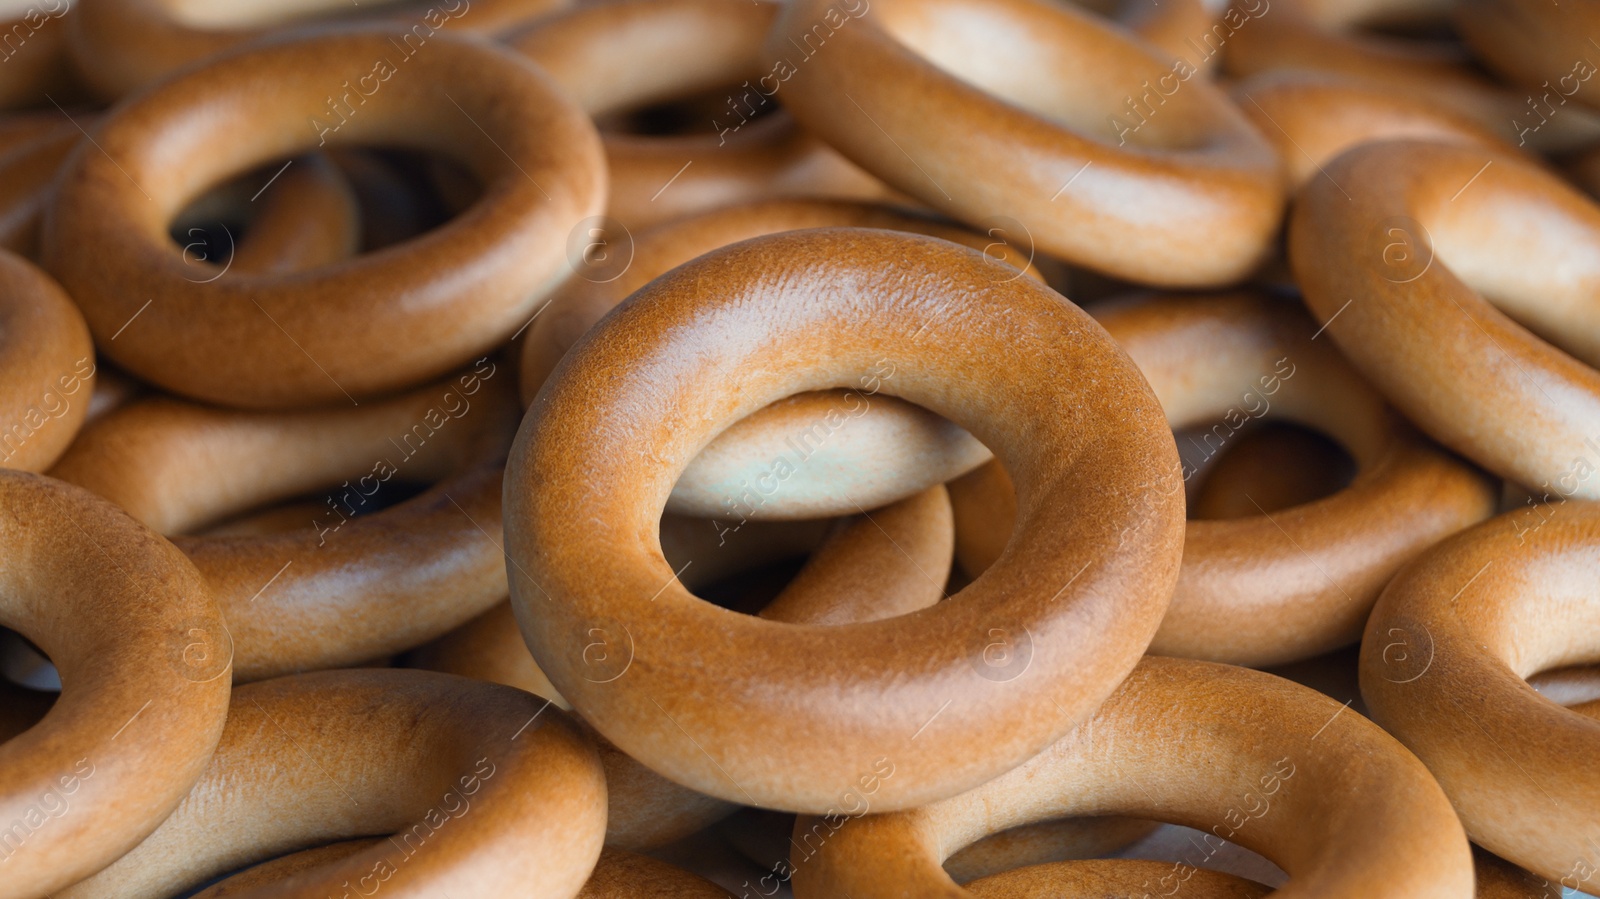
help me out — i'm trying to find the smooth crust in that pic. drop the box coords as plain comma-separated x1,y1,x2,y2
42,28,605,408
505,228,1183,812
771,0,1285,286
0,470,231,898
1232,70,1511,189
790,656,1472,898
50,363,519,679
420,484,953,849
509,0,886,230
520,198,1038,519
58,669,607,899
1360,503,1600,882
67,0,571,98
1290,139,1600,498
0,249,95,472
951,292,1496,666
1224,0,1600,152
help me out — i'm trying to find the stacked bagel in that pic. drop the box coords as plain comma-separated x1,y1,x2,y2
0,0,1596,897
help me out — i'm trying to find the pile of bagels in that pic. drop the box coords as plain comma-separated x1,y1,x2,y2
0,0,1597,896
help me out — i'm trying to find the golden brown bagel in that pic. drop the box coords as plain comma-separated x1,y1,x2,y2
1290,139,1600,500
66,0,570,99
1232,71,1511,188
950,292,1496,666
0,470,231,899
422,484,953,849
1224,0,1600,152
0,248,93,473
193,843,733,899
770,0,1285,287
59,669,607,899
1360,502,1600,883
943,819,1160,886
964,859,1270,899
789,656,1472,898
506,228,1184,812
508,0,886,231
576,850,735,899
520,198,1041,520
42,29,604,409
50,363,519,680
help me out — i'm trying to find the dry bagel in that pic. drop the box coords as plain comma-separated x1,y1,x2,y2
43,29,604,408
506,228,1183,812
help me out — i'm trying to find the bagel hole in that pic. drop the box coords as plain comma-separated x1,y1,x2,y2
169,149,479,267
0,628,58,694
695,556,810,615
1261,644,1364,711
595,84,781,138
659,513,828,612
1526,664,1600,709
372,147,483,233
1180,421,1355,521
937,818,1285,891
1104,823,1286,889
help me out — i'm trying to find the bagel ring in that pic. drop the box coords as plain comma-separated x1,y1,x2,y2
788,656,1472,898
50,362,519,680
423,484,954,849
1290,139,1600,499
59,669,607,899
67,0,571,98
771,0,1284,287
521,198,1041,520
190,843,732,899
506,228,1184,812
42,28,605,409
1223,0,1600,152
1232,71,1511,189
509,0,886,231
949,291,1496,666
1360,501,1600,882
0,249,94,473
0,470,231,897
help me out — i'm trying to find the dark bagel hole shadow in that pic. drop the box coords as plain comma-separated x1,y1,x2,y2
167,147,486,266
595,83,782,139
